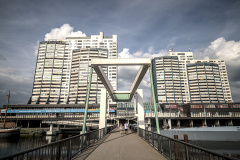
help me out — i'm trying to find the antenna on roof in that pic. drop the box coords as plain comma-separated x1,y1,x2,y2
172,48,173,51
189,48,191,51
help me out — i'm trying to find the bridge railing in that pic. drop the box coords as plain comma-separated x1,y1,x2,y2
131,126,236,160
0,126,115,160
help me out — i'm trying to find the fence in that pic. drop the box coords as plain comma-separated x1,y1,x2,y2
131,126,236,160
0,126,115,160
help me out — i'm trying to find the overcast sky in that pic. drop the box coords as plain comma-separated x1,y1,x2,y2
0,0,240,107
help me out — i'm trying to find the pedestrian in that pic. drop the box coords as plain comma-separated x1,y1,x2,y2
119,123,123,135
124,122,128,134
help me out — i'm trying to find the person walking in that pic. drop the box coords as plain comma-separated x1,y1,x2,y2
124,122,128,134
119,123,123,135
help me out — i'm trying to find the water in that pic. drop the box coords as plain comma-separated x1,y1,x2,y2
0,134,69,158
1,135,240,159
189,141,240,159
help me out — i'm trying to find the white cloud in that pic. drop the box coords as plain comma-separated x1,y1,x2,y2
201,37,240,102
204,37,240,65
119,48,167,59
118,48,134,58
148,46,155,53
44,24,86,41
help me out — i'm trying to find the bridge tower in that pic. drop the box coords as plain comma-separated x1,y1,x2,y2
82,59,160,134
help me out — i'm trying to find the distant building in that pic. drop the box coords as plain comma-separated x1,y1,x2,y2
30,32,117,104
152,51,233,104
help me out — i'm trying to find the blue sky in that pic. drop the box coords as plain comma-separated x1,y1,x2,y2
0,0,240,106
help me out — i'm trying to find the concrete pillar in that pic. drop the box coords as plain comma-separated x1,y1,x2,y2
202,120,207,126
163,119,167,129
190,120,193,127
107,95,110,117
117,119,119,127
27,121,30,128
57,125,60,131
99,88,107,132
50,124,53,132
40,121,42,128
137,89,145,130
168,119,172,129
228,120,233,126
215,120,220,126
46,136,53,144
134,93,137,114
177,120,180,128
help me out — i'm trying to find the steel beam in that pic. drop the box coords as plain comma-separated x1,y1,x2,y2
149,66,160,134
129,65,149,101
93,65,115,101
91,58,151,66
82,67,93,134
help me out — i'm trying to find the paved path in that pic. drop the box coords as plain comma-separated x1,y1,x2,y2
75,129,166,160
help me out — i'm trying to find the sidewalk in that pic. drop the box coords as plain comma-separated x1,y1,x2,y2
75,129,166,160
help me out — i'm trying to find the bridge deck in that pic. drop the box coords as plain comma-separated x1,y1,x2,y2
75,128,166,160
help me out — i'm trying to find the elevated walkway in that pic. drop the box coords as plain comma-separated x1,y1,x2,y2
75,128,166,160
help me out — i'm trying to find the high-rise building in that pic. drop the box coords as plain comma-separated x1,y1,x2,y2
30,32,117,104
189,59,233,103
152,51,233,104
68,48,108,104
187,62,225,103
31,41,66,104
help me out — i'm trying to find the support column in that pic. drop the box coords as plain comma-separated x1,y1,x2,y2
50,124,53,132
28,121,30,128
147,118,151,131
215,120,220,126
227,120,233,126
107,95,110,117
99,88,107,132
137,89,145,130
202,120,207,127
134,93,137,114
57,125,60,131
163,119,167,129
168,119,172,129
190,120,193,127
149,66,160,134
177,120,180,128
47,124,57,135
82,67,93,134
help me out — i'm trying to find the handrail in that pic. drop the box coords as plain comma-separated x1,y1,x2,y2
132,126,237,160
0,126,115,160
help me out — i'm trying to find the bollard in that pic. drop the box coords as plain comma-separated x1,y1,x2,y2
184,134,189,160
174,135,180,160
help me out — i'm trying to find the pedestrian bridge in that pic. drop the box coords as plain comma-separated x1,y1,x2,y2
74,128,165,160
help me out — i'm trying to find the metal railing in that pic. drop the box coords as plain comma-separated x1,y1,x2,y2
0,126,115,160
132,126,237,160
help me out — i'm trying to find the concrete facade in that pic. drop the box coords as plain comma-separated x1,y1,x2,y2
152,51,233,104
31,32,117,104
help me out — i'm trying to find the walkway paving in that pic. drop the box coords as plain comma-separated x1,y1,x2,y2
75,129,166,160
